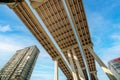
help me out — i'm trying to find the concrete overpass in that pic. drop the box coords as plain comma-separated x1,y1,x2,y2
1,0,117,80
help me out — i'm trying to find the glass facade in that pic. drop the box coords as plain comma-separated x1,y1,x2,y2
0,46,39,80
108,57,120,80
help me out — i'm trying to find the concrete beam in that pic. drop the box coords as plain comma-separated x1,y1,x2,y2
72,48,85,80
93,72,98,80
87,46,117,80
67,50,78,80
54,59,58,80
30,0,48,9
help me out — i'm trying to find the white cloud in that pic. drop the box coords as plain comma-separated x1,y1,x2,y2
0,24,30,33
0,32,56,79
0,25,12,32
88,12,110,31
94,41,120,80
0,34,34,68
0,42,23,52
37,63,54,70
31,73,53,80
111,34,120,40
95,43,120,66
31,69,66,80
0,35,27,52
87,12,120,65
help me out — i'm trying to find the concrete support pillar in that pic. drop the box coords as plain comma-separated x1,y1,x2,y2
87,46,117,80
71,48,85,80
67,50,78,80
54,59,58,80
93,72,98,80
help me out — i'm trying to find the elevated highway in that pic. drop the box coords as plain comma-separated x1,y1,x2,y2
1,0,117,80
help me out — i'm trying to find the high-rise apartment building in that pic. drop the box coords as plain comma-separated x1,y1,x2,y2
108,57,120,80
0,45,39,80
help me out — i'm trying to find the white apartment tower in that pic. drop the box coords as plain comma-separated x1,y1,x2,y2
0,45,39,80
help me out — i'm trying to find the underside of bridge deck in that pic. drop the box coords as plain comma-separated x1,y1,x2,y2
7,1,73,80
30,0,97,80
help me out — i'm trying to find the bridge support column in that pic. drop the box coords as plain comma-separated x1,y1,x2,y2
71,48,85,80
87,46,117,80
54,59,58,80
93,72,98,80
67,50,78,80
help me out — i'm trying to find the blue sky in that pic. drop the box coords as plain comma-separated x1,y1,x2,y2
0,0,120,80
